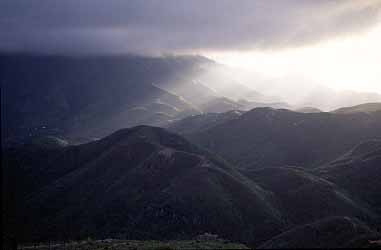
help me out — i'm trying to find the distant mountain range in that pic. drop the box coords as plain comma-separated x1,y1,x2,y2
1,53,292,145
333,102,381,114
1,54,202,143
182,107,381,169
2,53,381,248
3,53,380,146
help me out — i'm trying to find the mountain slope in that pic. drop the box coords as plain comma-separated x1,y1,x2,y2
2,53,281,144
168,110,243,135
187,107,381,169
333,102,381,114
316,140,381,218
4,127,381,248
243,167,378,228
259,216,381,249
3,126,284,246
0,54,209,143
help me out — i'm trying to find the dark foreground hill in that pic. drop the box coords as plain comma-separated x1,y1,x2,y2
316,140,381,217
259,216,380,249
3,126,284,246
243,166,378,228
254,141,381,248
186,107,381,169
17,238,249,250
3,127,381,248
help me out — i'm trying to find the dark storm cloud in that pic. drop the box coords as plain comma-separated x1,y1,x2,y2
1,0,380,54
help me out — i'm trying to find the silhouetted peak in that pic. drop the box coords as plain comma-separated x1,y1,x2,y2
333,102,381,114
102,125,198,153
241,107,295,121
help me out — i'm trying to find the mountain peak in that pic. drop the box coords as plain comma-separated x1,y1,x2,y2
333,102,381,114
101,125,198,154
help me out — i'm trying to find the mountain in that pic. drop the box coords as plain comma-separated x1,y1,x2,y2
1,53,281,145
251,142,381,248
316,140,381,218
3,126,285,246
186,107,381,169
168,110,243,135
1,54,210,144
237,99,292,110
243,166,378,228
259,216,381,249
295,107,323,113
332,102,381,114
4,126,381,248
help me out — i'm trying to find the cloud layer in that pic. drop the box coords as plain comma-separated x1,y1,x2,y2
1,0,380,54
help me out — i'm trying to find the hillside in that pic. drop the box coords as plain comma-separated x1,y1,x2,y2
4,127,381,248
1,54,279,145
333,102,381,114
259,216,381,249
316,140,381,217
3,126,284,246
243,167,378,227
168,110,243,135
1,54,209,144
249,141,381,248
186,107,381,169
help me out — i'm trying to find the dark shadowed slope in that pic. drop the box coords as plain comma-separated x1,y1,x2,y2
4,127,381,248
243,167,378,228
259,216,381,249
316,140,381,217
249,142,381,248
3,126,284,246
187,108,381,169
332,102,381,114
254,142,381,248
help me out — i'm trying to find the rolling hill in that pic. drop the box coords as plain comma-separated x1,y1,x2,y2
186,107,381,169
3,126,284,246
4,126,381,248
168,110,243,135
332,102,381,114
316,140,381,217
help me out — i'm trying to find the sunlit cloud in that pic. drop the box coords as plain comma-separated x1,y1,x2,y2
207,23,381,94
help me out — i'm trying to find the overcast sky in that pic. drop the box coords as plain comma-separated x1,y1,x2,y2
1,0,381,94
1,0,380,54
